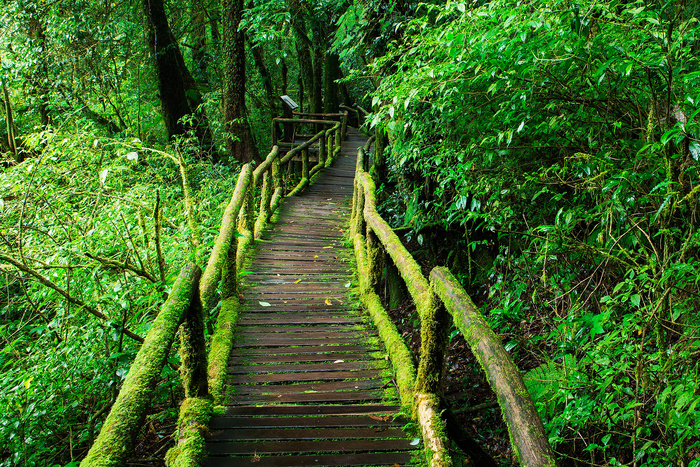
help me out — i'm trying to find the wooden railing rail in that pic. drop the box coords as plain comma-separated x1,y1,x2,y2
350,146,556,467
80,264,204,466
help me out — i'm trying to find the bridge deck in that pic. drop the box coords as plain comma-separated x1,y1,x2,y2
202,130,416,466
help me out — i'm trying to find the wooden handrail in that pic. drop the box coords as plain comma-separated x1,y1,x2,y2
80,264,202,467
430,267,555,467
350,146,556,467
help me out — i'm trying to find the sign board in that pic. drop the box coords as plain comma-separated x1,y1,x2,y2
280,95,299,110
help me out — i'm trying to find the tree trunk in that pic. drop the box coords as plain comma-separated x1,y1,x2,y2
143,0,197,139
222,0,259,162
324,50,341,113
311,26,323,113
287,0,313,110
2,82,20,163
249,41,276,113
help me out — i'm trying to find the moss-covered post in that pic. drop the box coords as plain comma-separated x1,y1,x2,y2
319,133,326,166
301,147,310,180
365,227,382,293
255,170,273,238
236,178,255,272
415,287,449,395
341,111,348,140
386,255,404,310
179,286,208,398
334,126,341,157
80,264,200,467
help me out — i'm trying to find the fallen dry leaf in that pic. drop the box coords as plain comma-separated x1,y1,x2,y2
294,279,302,284
324,299,332,306
323,246,333,249
368,414,391,422
314,255,319,258
251,453,261,463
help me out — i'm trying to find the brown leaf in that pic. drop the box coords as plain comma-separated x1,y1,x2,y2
368,414,391,422
251,453,261,463
323,245,333,249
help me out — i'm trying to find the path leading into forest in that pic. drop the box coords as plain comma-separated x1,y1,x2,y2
202,130,417,466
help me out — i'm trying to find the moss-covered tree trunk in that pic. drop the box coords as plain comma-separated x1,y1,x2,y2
27,4,50,128
222,0,259,162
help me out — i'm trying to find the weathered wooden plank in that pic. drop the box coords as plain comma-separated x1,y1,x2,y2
202,452,413,467
206,438,414,455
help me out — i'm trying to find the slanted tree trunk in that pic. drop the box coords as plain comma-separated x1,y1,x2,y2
222,0,259,162
143,0,215,158
2,82,20,163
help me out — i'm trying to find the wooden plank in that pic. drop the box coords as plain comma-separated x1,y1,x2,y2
228,369,382,384
205,438,414,455
220,404,399,416
228,361,382,374
202,452,414,467
235,345,371,356
209,414,403,429
207,427,407,441
230,352,372,364
228,389,384,405
231,379,384,395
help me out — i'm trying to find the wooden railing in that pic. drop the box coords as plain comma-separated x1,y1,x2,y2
350,144,556,467
81,113,348,466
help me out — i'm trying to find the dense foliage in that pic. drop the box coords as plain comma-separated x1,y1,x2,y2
349,0,700,464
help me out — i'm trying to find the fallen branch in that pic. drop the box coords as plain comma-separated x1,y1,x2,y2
85,252,158,283
0,252,144,343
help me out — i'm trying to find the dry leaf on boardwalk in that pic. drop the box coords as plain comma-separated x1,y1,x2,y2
324,299,332,306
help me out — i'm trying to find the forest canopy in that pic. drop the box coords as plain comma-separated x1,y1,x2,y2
1,0,700,465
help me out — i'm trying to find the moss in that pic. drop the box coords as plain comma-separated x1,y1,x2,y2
415,288,449,395
207,297,240,405
179,288,208,399
164,396,213,466
353,233,416,408
286,177,309,197
80,264,200,467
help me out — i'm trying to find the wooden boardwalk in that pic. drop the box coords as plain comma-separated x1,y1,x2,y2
202,130,416,466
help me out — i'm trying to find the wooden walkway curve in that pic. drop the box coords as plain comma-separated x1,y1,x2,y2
203,130,417,466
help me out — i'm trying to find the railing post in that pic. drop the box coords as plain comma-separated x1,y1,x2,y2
237,179,255,272
365,227,382,291
179,285,208,398
415,288,450,395
302,147,310,180
341,111,348,140
255,170,274,238
320,133,327,166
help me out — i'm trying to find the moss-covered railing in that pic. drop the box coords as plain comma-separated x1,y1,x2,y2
81,115,347,466
350,145,556,467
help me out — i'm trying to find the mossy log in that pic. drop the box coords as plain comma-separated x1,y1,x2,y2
430,267,555,467
416,393,452,467
80,263,201,467
252,145,279,185
359,172,430,303
179,288,208,399
200,163,253,310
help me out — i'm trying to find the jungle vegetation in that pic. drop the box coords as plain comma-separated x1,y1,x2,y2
1,0,699,466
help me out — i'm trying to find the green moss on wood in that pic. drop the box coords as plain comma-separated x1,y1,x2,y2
179,289,208,399
207,297,240,405
165,396,213,466
353,233,416,407
80,264,200,467
415,287,449,395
